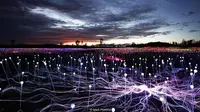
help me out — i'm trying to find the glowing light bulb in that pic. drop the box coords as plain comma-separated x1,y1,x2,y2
190,85,194,89
149,73,151,76
89,85,92,89
20,81,24,85
71,104,75,109
112,108,115,112
124,73,127,77
159,97,164,102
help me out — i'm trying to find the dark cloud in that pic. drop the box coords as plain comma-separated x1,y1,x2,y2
189,30,200,33
188,11,195,16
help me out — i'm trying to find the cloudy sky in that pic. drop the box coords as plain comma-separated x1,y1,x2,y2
0,0,200,45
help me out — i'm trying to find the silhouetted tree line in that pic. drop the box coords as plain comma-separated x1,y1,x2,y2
128,39,200,48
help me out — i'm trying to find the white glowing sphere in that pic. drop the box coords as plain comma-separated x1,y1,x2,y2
190,85,194,89
80,63,83,66
104,64,106,67
20,81,24,85
148,73,151,76
194,70,198,73
0,61,2,64
124,73,128,77
0,88,1,91
73,72,76,75
71,104,75,109
190,72,193,76
141,73,144,76
9,57,12,59
89,85,92,88
63,73,66,76
159,97,164,102
22,72,24,75
112,108,115,112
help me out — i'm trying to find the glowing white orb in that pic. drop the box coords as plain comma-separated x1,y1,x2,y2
124,73,127,77
190,85,194,89
89,85,92,89
159,97,164,102
148,73,151,76
20,81,24,85
112,108,115,112
71,104,75,109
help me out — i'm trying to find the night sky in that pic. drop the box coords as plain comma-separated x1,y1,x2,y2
0,0,200,45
